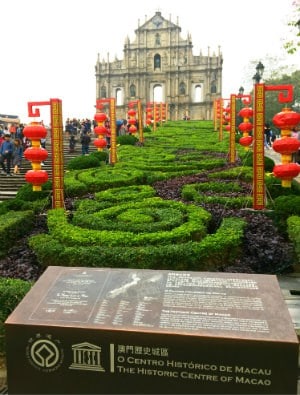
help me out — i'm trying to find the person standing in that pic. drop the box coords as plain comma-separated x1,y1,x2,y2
0,133,14,176
80,131,91,155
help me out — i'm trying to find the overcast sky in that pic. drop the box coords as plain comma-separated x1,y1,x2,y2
1,0,299,124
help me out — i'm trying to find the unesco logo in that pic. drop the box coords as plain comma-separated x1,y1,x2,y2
26,334,64,372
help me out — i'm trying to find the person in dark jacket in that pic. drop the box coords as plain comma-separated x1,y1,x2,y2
80,131,91,155
0,133,14,176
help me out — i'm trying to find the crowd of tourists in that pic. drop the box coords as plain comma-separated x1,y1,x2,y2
64,117,131,155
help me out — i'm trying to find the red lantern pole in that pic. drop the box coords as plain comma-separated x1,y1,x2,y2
26,100,64,209
229,95,236,163
253,84,266,210
253,84,294,209
96,98,117,165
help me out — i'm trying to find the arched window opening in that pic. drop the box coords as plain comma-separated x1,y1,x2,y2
153,85,163,102
154,54,161,70
194,85,202,102
116,89,123,106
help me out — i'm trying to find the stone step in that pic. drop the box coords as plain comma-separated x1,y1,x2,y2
0,138,98,201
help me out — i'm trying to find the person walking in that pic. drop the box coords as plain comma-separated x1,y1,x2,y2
0,133,14,176
12,138,23,174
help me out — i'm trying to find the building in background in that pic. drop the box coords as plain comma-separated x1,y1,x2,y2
95,11,223,121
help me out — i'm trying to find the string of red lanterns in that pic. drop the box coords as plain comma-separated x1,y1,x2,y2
272,107,300,187
127,106,138,134
23,122,49,191
238,106,253,151
94,108,108,151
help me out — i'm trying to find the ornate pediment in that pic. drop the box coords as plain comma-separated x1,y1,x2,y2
137,11,179,32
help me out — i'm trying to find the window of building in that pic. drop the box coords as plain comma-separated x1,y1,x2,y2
130,84,136,97
154,54,161,69
100,85,107,98
155,34,161,46
211,82,217,93
179,82,186,95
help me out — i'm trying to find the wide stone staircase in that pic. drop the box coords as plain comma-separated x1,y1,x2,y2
0,134,97,202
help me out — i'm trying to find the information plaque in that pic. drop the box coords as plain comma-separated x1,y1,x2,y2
5,266,299,394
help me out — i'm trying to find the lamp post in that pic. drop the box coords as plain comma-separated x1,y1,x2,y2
239,86,245,96
237,86,245,125
253,61,265,84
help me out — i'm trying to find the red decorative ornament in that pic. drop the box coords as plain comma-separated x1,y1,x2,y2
25,170,48,191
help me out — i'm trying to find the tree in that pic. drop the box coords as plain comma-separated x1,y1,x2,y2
261,70,300,132
284,1,300,54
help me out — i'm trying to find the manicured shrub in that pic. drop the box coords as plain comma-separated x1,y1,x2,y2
66,151,107,170
117,134,139,145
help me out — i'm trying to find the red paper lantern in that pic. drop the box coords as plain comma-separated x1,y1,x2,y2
273,137,300,155
238,122,253,133
94,112,107,124
128,118,136,126
94,125,107,137
25,170,48,191
129,125,137,134
273,108,300,131
238,107,253,119
94,138,107,150
24,147,48,162
273,163,300,187
23,122,47,140
239,136,253,147
128,109,136,117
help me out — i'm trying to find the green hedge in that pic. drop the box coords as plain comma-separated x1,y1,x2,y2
29,215,245,271
0,210,35,258
0,278,32,354
287,215,300,263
